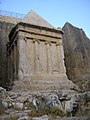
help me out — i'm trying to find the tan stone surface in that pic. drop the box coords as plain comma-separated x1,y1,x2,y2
0,15,21,24
7,22,78,92
62,22,90,91
23,10,54,28
7,11,79,92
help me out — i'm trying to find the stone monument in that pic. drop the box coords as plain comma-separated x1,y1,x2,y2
7,11,76,91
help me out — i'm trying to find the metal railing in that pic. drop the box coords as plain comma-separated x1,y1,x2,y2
0,10,26,19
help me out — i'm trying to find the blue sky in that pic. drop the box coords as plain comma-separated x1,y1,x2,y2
0,0,90,38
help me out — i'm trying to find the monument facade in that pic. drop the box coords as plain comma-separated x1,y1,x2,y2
7,11,75,91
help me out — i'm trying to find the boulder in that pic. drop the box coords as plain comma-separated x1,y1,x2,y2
32,115,49,120
14,102,24,110
18,116,29,120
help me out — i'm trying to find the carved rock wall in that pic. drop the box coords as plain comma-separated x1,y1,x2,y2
62,22,90,91
0,15,21,87
0,21,15,87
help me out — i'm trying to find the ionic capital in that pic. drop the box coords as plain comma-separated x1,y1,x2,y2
24,37,27,42
45,41,51,45
56,41,62,46
33,39,40,44
18,35,24,40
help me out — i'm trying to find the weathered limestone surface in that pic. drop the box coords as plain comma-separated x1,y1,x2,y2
0,21,15,87
62,22,90,91
23,10,54,28
0,15,21,87
0,11,90,119
0,15,21,24
7,11,78,92
8,22,77,92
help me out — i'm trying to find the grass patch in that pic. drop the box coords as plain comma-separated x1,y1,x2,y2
28,106,65,117
0,102,5,115
28,108,46,117
6,116,17,120
49,107,65,117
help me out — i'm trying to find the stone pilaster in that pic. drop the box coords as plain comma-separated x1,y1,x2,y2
56,41,61,73
12,46,14,84
10,48,13,85
59,41,66,74
16,41,19,80
13,43,17,80
7,52,10,85
17,36,26,80
33,39,40,73
45,41,52,74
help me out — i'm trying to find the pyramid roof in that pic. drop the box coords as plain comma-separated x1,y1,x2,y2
23,10,54,28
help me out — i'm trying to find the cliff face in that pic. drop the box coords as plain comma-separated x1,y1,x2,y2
62,22,90,91
0,15,21,88
0,21,15,87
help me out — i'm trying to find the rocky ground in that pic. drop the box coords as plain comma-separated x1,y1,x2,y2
0,87,90,120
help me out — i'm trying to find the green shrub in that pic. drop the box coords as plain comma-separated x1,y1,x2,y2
7,116,17,120
49,107,65,117
0,103,5,115
28,106,65,117
28,108,46,117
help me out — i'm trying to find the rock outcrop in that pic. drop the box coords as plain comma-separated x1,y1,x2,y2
0,14,21,88
0,87,90,119
62,22,90,91
0,21,15,87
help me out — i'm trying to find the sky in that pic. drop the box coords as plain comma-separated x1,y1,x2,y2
0,0,90,38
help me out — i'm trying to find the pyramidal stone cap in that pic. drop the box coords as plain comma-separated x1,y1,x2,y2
22,10,55,28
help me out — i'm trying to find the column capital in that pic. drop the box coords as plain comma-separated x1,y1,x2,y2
56,41,62,46
18,35,25,40
45,40,51,45
7,51,10,56
13,42,17,46
45,41,48,45
33,39,40,44
24,37,27,42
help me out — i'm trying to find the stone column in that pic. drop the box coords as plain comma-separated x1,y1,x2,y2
45,41,52,74
57,40,66,74
9,51,11,86
16,42,18,80
33,39,40,73
12,46,14,84
56,42,60,73
7,52,10,85
10,49,13,86
17,36,26,80
13,43,17,80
